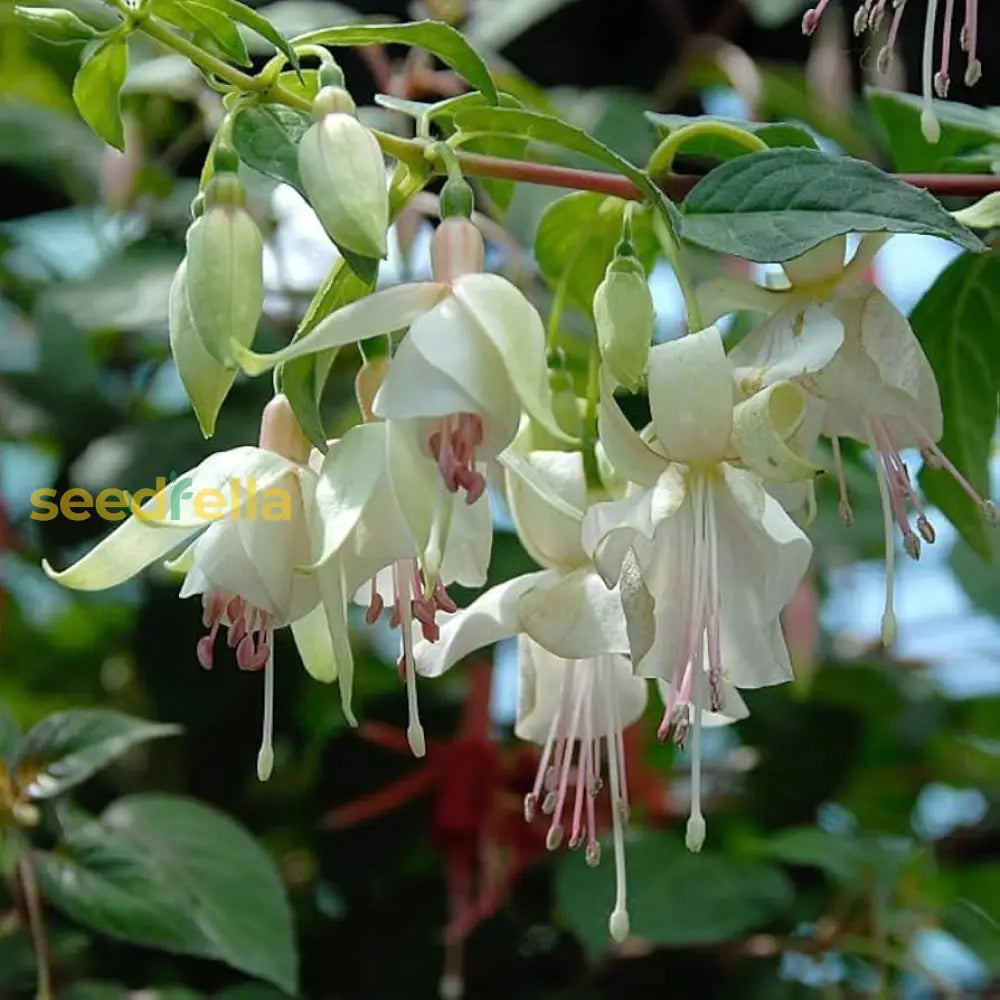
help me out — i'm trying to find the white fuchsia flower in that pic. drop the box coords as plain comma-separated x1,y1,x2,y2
42,396,342,781
582,328,813,850
306,415,492,756
703,235,997,643
802,0,982,142
232,218,568,505
412,434,649,940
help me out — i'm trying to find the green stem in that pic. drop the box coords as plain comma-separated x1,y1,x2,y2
648,121,768,181
18,855,51,1000
582,339,601,490
652,209,703,332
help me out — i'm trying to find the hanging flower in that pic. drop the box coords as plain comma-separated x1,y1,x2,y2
231,217,569,503
306,414,492,757
702,236,997,643
582,328,814,851
42,396,341,781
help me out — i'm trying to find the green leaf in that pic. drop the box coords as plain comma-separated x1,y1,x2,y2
535,191,658,316
293,20,497,104
0,703,20,764
72,37,128,150
195,0,300,73
233,103,311,190
13,709,180,800
14,6,99,44
555,832,792,956
37,794,298,992
645,112,818,162
682,148,985,261
865,87,1000,173
944,900,1000,968
151,0,251,66
910,251,1000,560
759,827,866,884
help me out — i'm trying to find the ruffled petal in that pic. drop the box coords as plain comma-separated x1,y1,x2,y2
781,235,847,287
315,557,357,725
518,567,629,658
232,282,448,375
439,485,493,588
647,327,733,463
413,570,556,677
451,274,572,444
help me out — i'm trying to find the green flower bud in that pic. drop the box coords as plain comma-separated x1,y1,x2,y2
593,255,654,393
15,6,98,44
298,90,388,259
184,173,263,367
169,259,236,438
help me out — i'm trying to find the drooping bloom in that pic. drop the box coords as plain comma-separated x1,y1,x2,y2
307,414,492,756
231,217,568,504
582,328,813,851
701,235,996,643
42,396,340,780
801,0,982,142
412,435,649,940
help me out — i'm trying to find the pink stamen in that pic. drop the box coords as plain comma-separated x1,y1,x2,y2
935,0,955,97
801,0,831,34
427,413,486,502
365,577,384,624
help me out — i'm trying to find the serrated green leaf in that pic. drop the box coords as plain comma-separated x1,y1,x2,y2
195,0,299,72
293,19,497,104
682,148,985,261
15,6,99,44
152,0,251,66
645,112,818,162
13,709,180,800
535,191,658,316
866,87,1000,173
37,794,297,992
555,832,792,956
72,38,128,150
911,252,1000,560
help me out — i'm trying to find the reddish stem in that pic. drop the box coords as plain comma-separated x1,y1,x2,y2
456,151,1000,199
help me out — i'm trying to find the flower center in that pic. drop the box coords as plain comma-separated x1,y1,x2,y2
522,656,631,942
197,591,275,780
428,413,486,503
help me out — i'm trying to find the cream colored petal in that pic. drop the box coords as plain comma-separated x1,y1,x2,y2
413,570,556,678
839,232,890,284
732,381,822,483
232,282,448,375
316,558,357,725
291,600,337,683
439,486,493,589
519,567,629,658
696,276,786,324
597,366,663,488
781,235,847,287
647,327,733,463
452,274,572,444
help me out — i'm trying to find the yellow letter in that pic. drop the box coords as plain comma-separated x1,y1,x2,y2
61,487,93,522
261,487,292,521
194,488,226,521
29,488,59,521
95,488,128,521
132,477,168,522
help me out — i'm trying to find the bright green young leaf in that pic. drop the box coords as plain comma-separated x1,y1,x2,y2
865,88,1000,173
682,148,985,261
13,709,180,800
534,191,658,317
151,0,251,66
555,832,792,956
292,20,497,104
72,37,129,151
645,112,818,162
195,0,300,72
37,794,298,993
910,251,1000,560
15,6,99,44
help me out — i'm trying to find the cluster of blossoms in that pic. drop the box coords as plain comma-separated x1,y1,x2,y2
43,68,995,950
801,0,983,142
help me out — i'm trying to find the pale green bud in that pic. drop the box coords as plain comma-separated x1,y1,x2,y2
298,91,388,260
15,6,98,44
184,173,263,367
169,259,236,438
593,256,653,393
